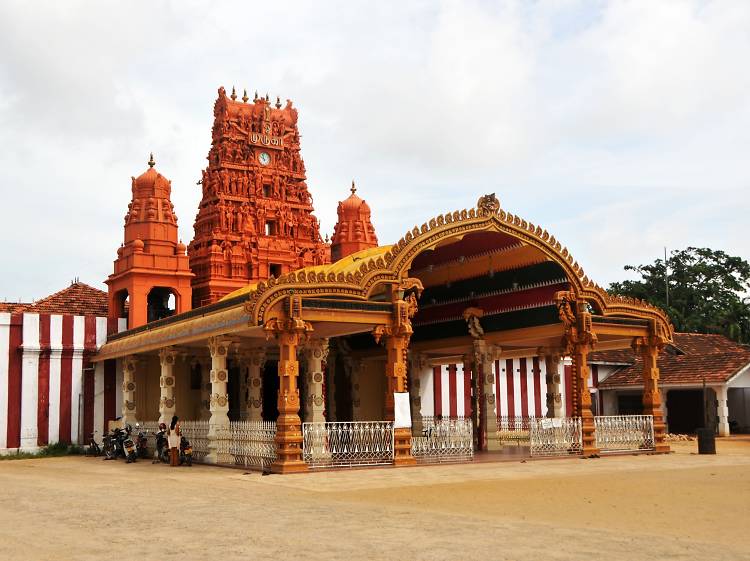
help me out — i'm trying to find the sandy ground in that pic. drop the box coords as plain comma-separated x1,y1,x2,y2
1,439,749,561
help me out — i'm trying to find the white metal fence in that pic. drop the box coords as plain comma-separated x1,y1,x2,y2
496,416,534,446
225,420,277,469
529,417,582,456
180,420,209,462
302,421,394,468
412,417,473,463
594,415,654,452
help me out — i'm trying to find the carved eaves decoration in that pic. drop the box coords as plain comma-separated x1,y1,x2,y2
243,194,674,342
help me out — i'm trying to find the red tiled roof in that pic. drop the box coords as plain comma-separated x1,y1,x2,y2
0,282,108,317
599,333,750,388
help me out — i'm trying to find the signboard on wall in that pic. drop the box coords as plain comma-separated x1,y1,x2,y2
394,392,412,429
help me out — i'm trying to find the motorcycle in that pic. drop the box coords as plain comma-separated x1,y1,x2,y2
122,425,137,463
179,435,193,467
103,427,123,460
153,423,170,464
86,431,101,457
134,424,149,459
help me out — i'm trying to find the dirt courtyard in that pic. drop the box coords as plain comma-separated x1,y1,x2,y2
1,439,749,561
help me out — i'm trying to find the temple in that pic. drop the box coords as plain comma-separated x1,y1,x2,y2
1,85,684,470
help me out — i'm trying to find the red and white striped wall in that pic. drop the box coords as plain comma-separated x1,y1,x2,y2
0,313,126,452
417,358,605,418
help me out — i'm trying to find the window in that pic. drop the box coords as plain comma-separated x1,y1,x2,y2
270,263,282,277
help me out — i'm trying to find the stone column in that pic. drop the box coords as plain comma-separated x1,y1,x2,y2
236,352,249,421
158,347,178,424
302,338,328,423
715,386,730,436
206,337,231,464
348,359,363,421
637,338,670,451
326,346,337,422
543,352,563,418
198,356,211,420
244,349,266,422
407,353,426,437
464,354,479,451
572,340,599,456
384,334,416,466
121,355,138,424
474,340,501,451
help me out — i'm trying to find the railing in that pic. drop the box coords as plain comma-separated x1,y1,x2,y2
180,420,209,462
529,417,582,456
302,421,394,468
595,415,654,452
496,416,535,445
412,417,473,464
226,420,277,469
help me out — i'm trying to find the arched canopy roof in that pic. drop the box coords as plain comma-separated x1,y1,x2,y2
244,194,673,342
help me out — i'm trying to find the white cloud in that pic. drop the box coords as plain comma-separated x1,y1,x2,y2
0,0,748,301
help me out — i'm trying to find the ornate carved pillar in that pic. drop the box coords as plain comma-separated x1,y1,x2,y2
463,354,479,451
541,350,563,418
205,336,232,464
243,349,266,422
571,339,598,456
198,356,211,420
326,346,337,422
557,293,599,457
408,352,427,436
636,335,670,451
474,340,501,451
383,333,416,466
265,308,311,473
302,338,328,423
349,359,363,421
121,355,138,424
158,347,178,424
236,351,249,421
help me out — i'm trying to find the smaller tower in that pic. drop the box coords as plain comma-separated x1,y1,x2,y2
330,181,379,262
106,155,193,329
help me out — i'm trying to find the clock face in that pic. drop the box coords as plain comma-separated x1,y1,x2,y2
258,152,271,166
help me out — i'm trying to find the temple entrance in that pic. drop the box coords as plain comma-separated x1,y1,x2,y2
227,361,241,421
262,361,279,421
667,390,705,434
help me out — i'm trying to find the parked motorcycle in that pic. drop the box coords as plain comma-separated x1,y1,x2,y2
179,435,193,467
103,427,123,460
134,424,149,459
153,423,170,464
86,431,101,457
122,424,137,463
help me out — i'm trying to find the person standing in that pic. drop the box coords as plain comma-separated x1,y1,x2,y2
168,415,181,467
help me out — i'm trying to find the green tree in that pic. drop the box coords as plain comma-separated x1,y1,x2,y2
608,248,750,343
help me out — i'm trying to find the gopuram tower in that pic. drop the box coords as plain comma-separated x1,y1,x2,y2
330,181,378,261
106,154,193,328
188,87,330,307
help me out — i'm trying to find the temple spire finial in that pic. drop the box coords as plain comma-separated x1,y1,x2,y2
242,89,249,103
254,90,258,101
148,152,155,168
351,180,356,194
230,86,237,101
275,96,282,109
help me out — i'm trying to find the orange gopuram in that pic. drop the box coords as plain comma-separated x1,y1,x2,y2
106,155,193,329
330,181,378,261
188,87,330,307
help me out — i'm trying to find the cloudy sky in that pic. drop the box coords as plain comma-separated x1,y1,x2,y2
1,0,748,302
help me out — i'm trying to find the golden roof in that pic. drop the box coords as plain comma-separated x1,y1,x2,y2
220,244,393,301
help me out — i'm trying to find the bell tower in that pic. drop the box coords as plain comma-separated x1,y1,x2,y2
106,154,194,329
330,181,378,261
188,86,330,307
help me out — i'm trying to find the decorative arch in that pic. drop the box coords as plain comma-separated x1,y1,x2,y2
244,194,673,341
